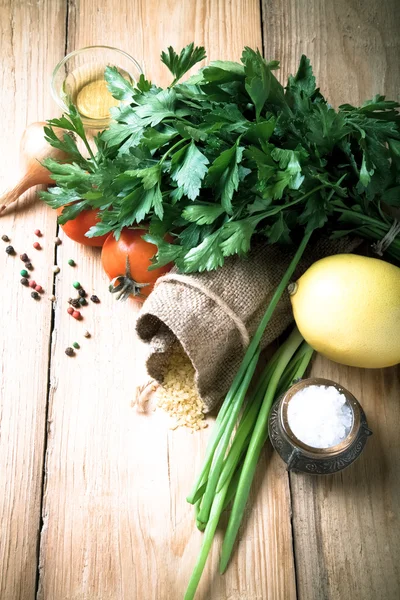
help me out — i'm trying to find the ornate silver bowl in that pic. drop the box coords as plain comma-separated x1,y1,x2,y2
268,377,372,475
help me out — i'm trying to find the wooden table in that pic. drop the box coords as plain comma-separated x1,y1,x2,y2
1,1,399,599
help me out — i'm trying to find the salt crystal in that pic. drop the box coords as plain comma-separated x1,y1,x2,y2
287,385,353,448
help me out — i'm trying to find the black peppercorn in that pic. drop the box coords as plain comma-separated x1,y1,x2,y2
65,347,75,357
20,253,29,262
31,291,40,300
20,277,29,286
90,295,100,303
5,245,15,255
71,299,81,309
25,262,34,270
78,288,87,298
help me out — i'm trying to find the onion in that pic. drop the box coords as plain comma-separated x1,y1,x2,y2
0,122,69,214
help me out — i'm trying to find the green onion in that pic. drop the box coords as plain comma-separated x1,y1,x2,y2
184,338,314,599
187,232,312,506
219,327,304,572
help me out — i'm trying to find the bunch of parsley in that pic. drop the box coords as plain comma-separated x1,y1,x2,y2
41,43,400,271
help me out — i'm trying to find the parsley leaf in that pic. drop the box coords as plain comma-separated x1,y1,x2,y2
161,43,206,86
143,234,183,269
182,204,225,225
220,216,261,257
41,43,400,271
206,142,244,213
181,231,224,273
170,141,209,200
105,66,136,100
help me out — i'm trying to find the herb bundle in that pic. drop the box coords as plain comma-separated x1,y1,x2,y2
41,43,400,271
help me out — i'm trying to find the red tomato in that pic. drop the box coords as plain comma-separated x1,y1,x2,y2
57,207,109,247
101,228,172,301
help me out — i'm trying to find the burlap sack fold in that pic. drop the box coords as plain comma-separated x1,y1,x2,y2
136,237,359,412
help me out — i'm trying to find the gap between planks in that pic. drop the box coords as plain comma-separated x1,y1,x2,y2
35,2,70,597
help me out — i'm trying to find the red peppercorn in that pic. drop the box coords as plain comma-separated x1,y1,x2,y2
28,280,37,288
35,285,43,293
67,307,74,315
34,229,42,237
72,310,82,320
33,242,41,250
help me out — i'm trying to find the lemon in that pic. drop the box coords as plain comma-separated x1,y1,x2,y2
289,254,400,368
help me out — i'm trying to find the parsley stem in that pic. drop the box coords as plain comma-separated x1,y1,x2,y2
82,137,98,166
159,138,187,166
252,185,326,223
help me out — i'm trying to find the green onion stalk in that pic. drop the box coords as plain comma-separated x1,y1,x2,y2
184,232,314,599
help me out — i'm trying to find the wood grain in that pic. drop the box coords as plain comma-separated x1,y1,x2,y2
291,358,400,600
262,0,400,106
0,1,66,599
261,2,400,598
37,1,296,600
2,1,399,599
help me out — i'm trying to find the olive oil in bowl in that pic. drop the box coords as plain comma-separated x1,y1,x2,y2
51,46,143,129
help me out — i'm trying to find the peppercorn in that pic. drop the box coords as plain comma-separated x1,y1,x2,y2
20,269,28,277
25,262,34,270
72,310,82,320
90,295,100,303
78,288,87,297
5,245,15,255
20,253,29,262
35,285,43,293
79,297,88,306
65,347,75,357
34,229,42,237
52,265,60,274
67,307,74,315
28,280,37,288
84,330,91,338
2,234,10,242
73,281,81,289
33,241,41,250
68,259,76,267
72,342,80,349
31,291,40,300
70,299,80,308
20,277,29,286
54,237,62,245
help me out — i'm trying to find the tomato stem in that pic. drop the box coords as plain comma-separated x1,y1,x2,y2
109,256,149,301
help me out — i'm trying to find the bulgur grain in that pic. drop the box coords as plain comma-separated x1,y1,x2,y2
156,343,205,431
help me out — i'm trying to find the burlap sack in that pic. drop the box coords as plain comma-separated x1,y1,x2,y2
136,236,359,412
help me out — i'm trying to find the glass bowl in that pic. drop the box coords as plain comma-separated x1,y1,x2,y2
51,45,143,129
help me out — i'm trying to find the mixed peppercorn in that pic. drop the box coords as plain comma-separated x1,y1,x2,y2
3,229,100,357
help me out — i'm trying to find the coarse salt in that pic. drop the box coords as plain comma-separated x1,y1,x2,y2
287,385,353,448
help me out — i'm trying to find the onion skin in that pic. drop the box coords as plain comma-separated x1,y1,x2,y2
0,122,69,215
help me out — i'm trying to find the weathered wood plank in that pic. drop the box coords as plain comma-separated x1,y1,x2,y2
262,0,400,105
291,358,400,600
37,1,297,599
0,2,66,599
261,2,400,599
